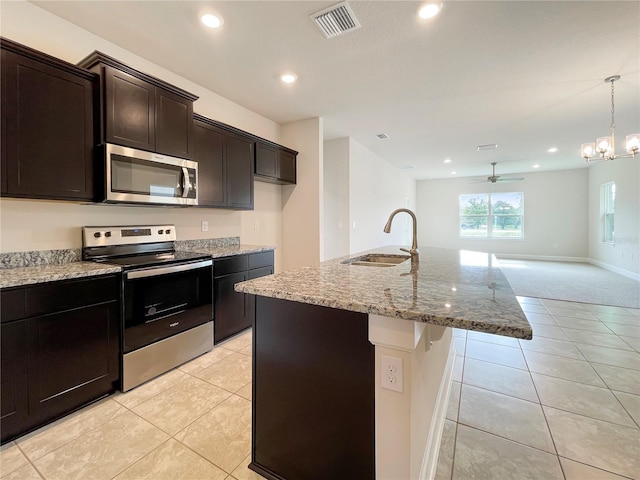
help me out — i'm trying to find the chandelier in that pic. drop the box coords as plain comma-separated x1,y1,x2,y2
580,75,639,162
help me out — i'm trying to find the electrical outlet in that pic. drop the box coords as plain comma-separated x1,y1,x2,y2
254,221,260,230
381,355,403,393
201,221,208,232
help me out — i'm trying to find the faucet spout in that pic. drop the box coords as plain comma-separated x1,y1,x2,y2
383,208,419,263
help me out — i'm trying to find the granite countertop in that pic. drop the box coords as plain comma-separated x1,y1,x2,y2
176,244,275,258
0,262,122,289
0,242,275,289
235,245,532,339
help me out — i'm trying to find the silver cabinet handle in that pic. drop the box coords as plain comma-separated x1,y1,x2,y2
125,259,212,280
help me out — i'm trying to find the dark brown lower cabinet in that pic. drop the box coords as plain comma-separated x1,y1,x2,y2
214,251,274,344
0,320,29,441
250,297,375,480
0,275,120,444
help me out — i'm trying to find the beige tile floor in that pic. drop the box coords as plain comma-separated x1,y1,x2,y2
1,297,639,479
436,297,640,480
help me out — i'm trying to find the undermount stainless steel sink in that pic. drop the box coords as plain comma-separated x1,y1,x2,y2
343,254,411,267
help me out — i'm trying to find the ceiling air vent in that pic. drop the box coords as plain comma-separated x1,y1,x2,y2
311,1,361,39
375,133,390,140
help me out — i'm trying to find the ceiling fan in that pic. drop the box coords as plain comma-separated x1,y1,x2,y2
473,162,525,183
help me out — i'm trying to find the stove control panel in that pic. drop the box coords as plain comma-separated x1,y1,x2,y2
83,225,177,248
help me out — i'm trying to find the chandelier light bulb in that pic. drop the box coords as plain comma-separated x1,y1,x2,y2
581,143,595,158
626,134,640,154
597,137,611,154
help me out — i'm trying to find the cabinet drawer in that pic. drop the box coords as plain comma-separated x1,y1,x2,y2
249,251,274,270
25,275,119,318
214,255,248,277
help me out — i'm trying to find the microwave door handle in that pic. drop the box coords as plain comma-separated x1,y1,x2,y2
181,167,190,198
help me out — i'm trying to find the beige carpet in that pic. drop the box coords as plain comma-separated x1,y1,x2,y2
496,259,640,309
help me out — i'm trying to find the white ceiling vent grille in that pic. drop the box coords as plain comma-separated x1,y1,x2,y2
311,2,361,39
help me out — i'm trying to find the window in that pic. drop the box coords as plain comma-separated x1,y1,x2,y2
601,182,615,244
459,192,523,239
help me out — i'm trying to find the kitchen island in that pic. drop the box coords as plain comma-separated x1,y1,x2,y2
235,246,531,480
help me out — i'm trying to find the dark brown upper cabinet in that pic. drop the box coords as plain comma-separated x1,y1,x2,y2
78,51,197,159
255,141,297,185
193,114,254,210
1,38,98,201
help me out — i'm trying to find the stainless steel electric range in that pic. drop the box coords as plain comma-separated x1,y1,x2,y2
83,225,213,391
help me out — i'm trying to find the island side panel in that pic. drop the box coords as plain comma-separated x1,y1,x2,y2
250,296,375,480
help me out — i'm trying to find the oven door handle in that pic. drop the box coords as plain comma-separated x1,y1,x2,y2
125,259,212,280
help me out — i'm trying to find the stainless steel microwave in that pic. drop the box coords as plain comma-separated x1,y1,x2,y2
104,143,197,206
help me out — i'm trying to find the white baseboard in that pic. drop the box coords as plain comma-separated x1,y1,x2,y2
495,254,589,263
419,338,455,480
587,259,640,281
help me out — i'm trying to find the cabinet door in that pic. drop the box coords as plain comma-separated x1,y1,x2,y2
1,320,29,443
156,87,193,159
27,301,119,424
214,271,249,344
255,143,278,179
1,50,96,200
105,65,155,152
279,150,297,184
226,133,254,210
194,119,226,207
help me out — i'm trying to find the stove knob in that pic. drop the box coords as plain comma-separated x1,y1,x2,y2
105,231,112,238
166,229,171,235
158,229,163,235
93,232,102,238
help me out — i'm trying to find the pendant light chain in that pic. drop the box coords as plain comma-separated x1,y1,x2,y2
610,78,616,132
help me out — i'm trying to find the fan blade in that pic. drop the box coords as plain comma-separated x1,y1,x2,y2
495,177,525,182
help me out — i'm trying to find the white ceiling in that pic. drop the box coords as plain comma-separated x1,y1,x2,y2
30,1,640,180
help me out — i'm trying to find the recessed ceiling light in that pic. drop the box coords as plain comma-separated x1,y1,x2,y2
201,14,223,28
418,2,443,19
547,147,558,153
533,164,540,168
444,158,452,163
451,171,457,175
281,73,297,84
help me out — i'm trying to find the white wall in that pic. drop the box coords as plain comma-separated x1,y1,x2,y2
415,168,589,258
588,160,640,275
281,118,323,270
349,139,416,254
0,1,289,271
322,138,350,261
321,137,416,259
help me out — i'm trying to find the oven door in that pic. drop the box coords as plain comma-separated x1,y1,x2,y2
105,143,198,206
122,259,212,353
